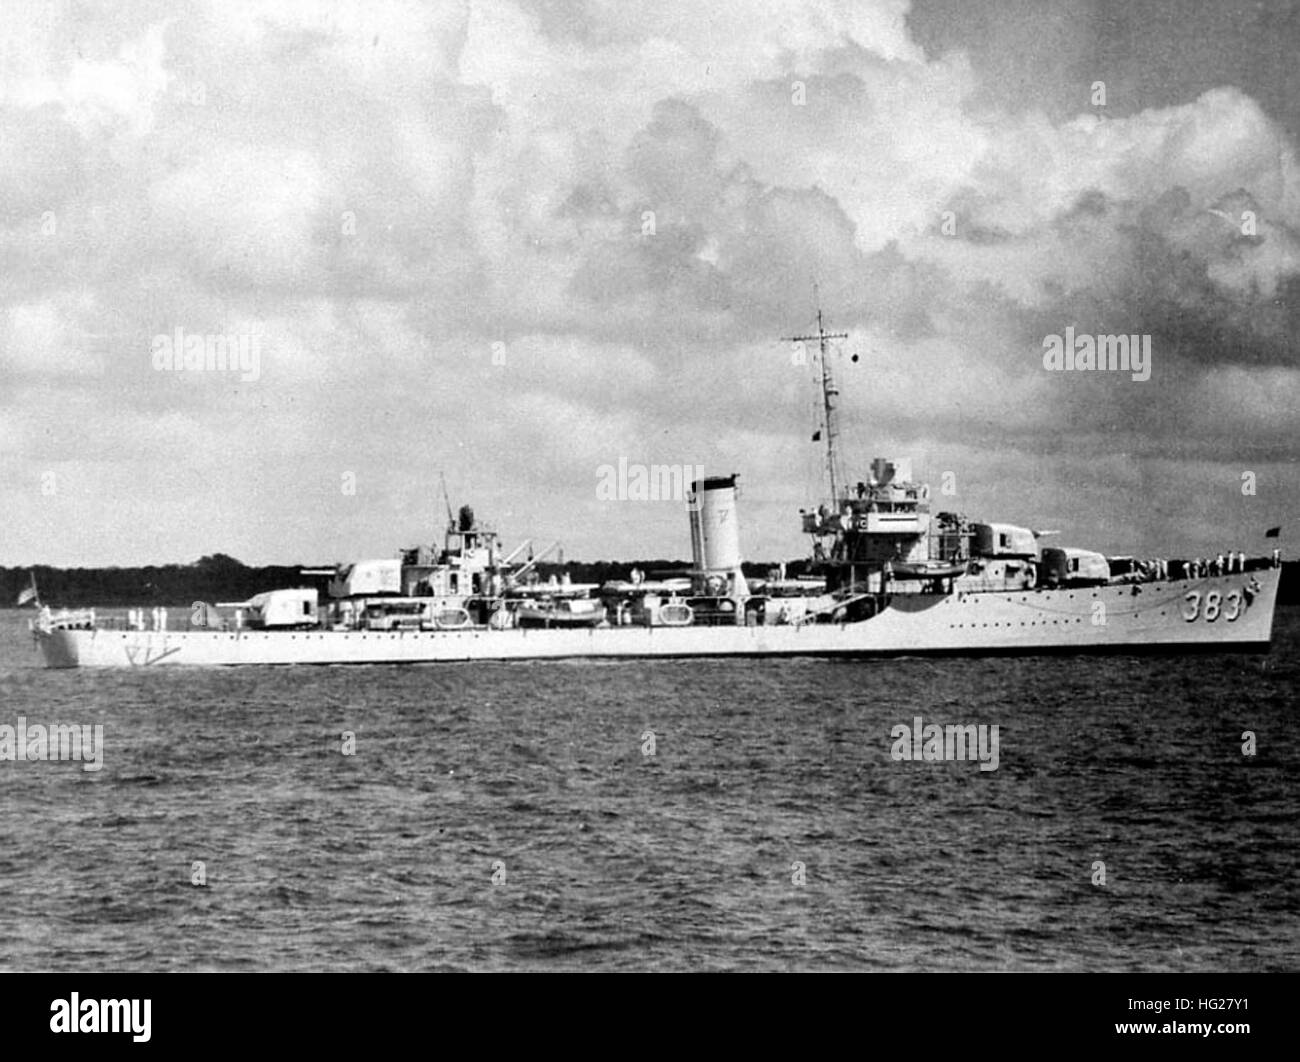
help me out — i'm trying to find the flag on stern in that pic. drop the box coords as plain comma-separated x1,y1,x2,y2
1265,526,1281,538
15,571,39,607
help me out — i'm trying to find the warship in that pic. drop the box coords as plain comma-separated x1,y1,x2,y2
29,309,1281,667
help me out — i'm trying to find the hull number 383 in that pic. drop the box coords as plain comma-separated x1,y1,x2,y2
1182,589,1242,623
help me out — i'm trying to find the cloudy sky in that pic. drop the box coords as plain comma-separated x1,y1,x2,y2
1,0,1296,567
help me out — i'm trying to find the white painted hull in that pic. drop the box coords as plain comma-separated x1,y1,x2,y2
33,570,1280,667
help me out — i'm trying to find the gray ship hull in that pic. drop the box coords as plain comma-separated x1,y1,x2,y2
33,568,1280,667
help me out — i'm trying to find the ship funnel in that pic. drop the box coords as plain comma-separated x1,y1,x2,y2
688,475,742,572
687,474,748,604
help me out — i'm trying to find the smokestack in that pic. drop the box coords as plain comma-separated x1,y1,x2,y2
687,474,748,605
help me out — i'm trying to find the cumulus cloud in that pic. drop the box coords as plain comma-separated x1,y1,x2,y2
0,0,1296,565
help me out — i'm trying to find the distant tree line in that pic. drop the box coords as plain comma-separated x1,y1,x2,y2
1,554,306,608
1,554,1295,608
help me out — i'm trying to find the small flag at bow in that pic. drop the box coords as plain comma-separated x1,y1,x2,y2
1265,526,1281,538
811,430,822,442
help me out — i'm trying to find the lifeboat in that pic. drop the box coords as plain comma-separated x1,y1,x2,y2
657,602,694,626
431,606,473,629
516,598,607,628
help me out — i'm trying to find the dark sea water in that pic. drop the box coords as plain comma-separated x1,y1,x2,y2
1,608,1296,972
